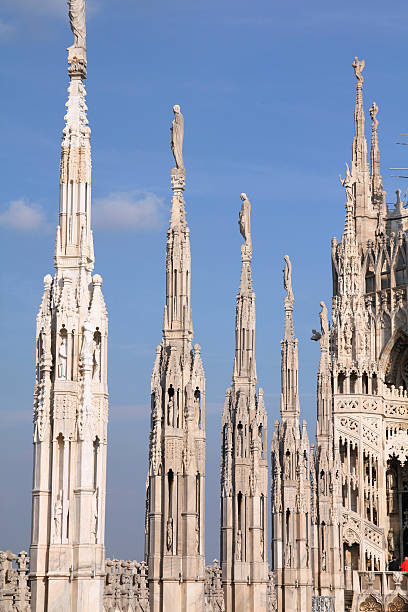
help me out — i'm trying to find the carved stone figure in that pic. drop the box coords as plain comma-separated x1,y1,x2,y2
58,332,68,379
81,320,94,361
283,255,294,302
239,193,252,248
91,489,98,542
320,301,329,338
235,530,242,561
370,102,379,131
195,516,200,553
53,495,63,542
68,0,86,51
170,105,184,170
387,528,395,553
352,56,365,83
339,163,354,204
167,398,174,427
166,517,173,551
284,452,291,479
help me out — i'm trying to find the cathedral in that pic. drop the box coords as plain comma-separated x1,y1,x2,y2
2,3,408,612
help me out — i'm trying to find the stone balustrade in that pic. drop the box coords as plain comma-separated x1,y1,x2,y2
103,558,149,611
353,571,408,610
0,550,30,612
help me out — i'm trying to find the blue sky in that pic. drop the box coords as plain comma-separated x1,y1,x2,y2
1,0,408,562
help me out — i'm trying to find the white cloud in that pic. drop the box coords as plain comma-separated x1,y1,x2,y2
93,192,165,231
0,200,47,232
0,19,15,40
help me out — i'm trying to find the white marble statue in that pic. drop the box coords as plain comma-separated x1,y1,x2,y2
352,56,365,83
58,333,68,379
239,193,252,249
171,105,184,171
339,163,353,204
68,0,86,51
283,255,294,303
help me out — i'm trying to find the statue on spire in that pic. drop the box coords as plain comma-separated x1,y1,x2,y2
68,0,86,58
339,163,354,204
283,255,294,303
171,105,185,171
239,193,252,250
352,56,365,83
370,102,379,131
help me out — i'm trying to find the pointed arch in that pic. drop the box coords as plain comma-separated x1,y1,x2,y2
387,594,408,612
380,328,408,387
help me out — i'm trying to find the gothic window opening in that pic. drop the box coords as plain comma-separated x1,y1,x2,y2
93,330,101,381
396,251,407,287
237,423,244,457
362,372,369,394
238,492,243,531
381,258,391,290
258,424,264,458
57,433,64,495
372,373,378,394
194,387,201,428
338,372,346,394
351,485,358,513
320,470,326,495
344,542,360,571
286,509,291,543
196,474,200,553
350,372,358,394
167,385,174,427
70,330,75,380
93,437,100,491
342,482,347,507
365,262,375,293
168,470,174,519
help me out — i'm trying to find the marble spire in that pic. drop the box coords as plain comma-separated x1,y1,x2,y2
56,0,93,272
369,101,384,202
146,106,206,612
349,57,376,242
233,193,256,382
271,256,312,612
30,2,109,609
280,255,299,420
221,194,268,612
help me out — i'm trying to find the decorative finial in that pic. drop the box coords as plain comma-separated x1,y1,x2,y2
369,102,378,131
352,56,365,84
283,255,294,303
171,104,185,172
339,163,354,204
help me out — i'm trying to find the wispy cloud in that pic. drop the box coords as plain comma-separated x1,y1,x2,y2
0,19,15,40
93,192,165,231
0,200,48,232
3,0,99,18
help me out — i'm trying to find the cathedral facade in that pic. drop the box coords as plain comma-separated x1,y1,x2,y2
2,3,408,612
